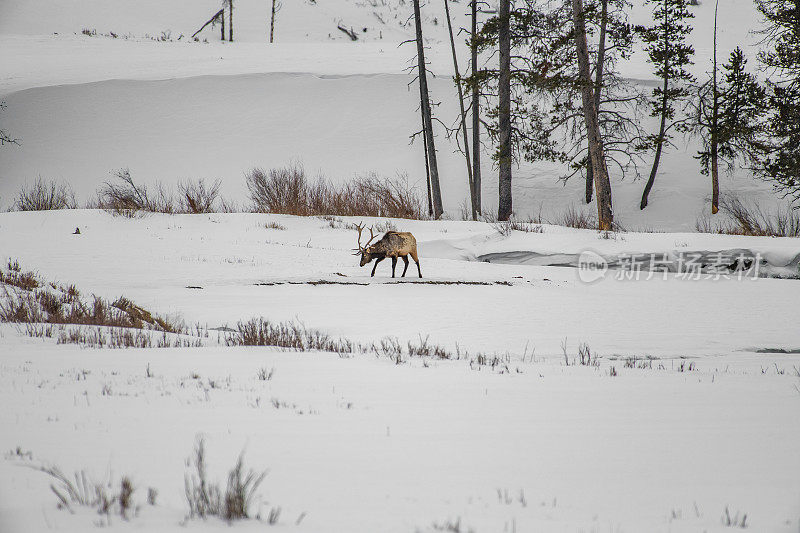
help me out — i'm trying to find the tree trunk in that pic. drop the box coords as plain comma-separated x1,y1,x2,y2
710,0,720,214
585,0,608,204
497,0,513,221
471,0,482,216
640,0,670,210
270,0,277,42
572,0,613,229
421,106,434,217
221,9,225,40
229,0,234,42
444,0,476,220
413,0,444,218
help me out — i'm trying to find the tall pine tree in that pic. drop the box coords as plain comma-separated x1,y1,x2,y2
753,0,800,202
695,47,765,210
638,0,694,209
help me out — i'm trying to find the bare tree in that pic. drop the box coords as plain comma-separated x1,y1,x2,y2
413,0,444,218
229,0,234,42
572,0,614,228
444,0,476,220
497,0,512,221
270,0,281,42
0,102,19,147
471,0,482,216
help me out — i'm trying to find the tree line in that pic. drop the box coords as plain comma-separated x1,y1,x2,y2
413,0,800,225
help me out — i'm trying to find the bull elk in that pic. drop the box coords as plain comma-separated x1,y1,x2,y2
353,223,422,278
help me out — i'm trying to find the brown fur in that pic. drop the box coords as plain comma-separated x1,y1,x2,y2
359,231,422,278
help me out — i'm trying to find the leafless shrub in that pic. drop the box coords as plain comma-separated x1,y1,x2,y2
470,352,511,372
223,455,267,521
577,343,598,366
722,506,748,528
185,438,221,519
30,464,138,520
0,262,39,291
184,437,267,522
246,165,425,219
609,366,618,377
493,217,544,236
407,335,452,359
147,487,158,506
264,221,287,230
257,367,275,381
13,178,77,211
96,169,175,216
320,215,358,230
557,205,597,229
374,219,398,232
696,195,800,237
118,477,134,519
226,318,354,354
179,179,221,214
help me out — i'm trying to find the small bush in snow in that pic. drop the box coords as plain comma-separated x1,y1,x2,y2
493,218,544,236
264,221,287,230
33,464,139,521
227,317,355,353
178,179,221,214
184,437,268,522
13,177,77,211
696,194,800,237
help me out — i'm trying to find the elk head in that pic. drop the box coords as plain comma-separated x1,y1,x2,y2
352,222,378,266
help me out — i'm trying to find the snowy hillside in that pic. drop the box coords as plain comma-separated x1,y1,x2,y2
0,0,785,230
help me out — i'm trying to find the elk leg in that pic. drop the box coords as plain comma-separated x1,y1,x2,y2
391,256,398,278
410,250,422,278
401,256,409,277
371,257,384,277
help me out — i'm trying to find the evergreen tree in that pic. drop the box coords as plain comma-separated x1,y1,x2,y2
467,0,642,224
638,0,694,210
753,0,800,202
695,47,766,210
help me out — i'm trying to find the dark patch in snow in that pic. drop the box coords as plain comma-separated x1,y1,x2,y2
478,249,800,279
254,280,514,287
755,347,800,354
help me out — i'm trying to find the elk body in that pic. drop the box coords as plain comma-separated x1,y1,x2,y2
353,223,422,278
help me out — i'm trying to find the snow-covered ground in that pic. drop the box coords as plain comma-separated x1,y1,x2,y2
1,0,799,531
0,210,799,531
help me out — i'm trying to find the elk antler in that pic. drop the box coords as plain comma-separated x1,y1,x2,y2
352,222,377,255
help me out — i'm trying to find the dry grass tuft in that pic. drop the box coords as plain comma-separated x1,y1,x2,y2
246,165,425,219
696,195,800,237
226,318,355,354
184,437,269,523
493,218,544,236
